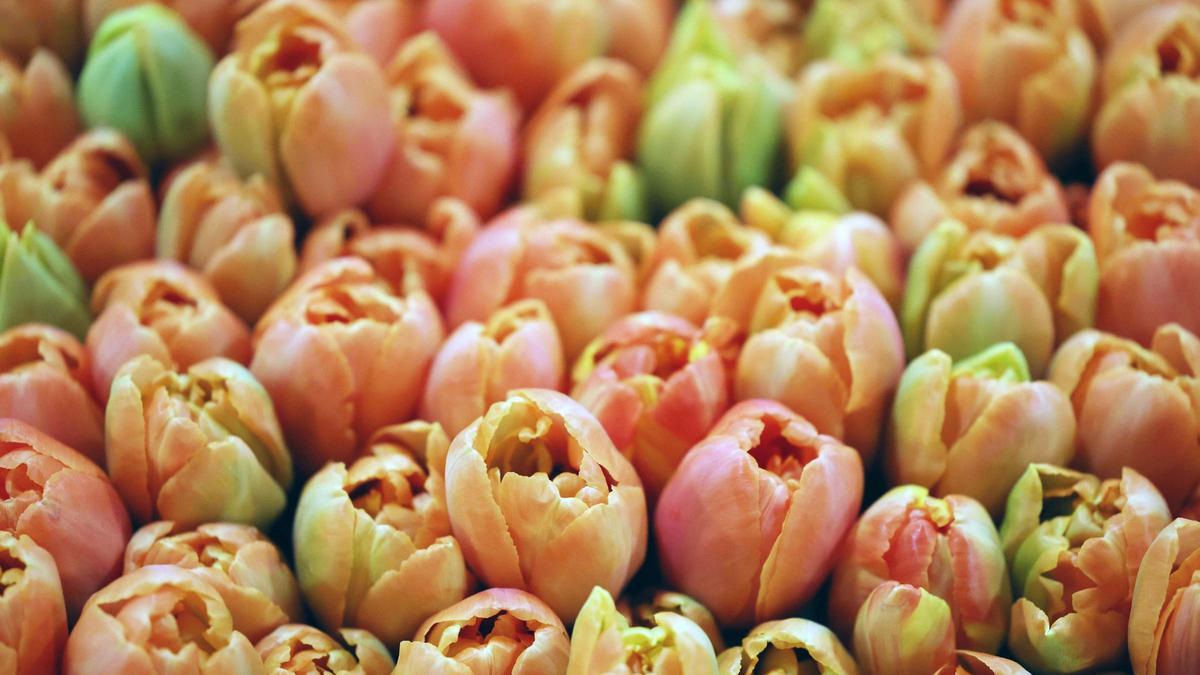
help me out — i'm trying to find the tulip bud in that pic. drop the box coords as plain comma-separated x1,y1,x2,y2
1129,518,1200,675
803,0,943,67
657,400,863,627
106,355,293,528
366,32,519,226
0,532,67,675
1049,324,1200,510
787,54,960,217
253,258,444,476
209,0,395,217
1094,4,1200,186
716,618,858,675
319,0,419,65
158,158,296,323
0,0,84,67
0,324,104,464
621,590,725,653
1000,464,1172,673
83,0,268,53
125,521,301,642
853,582,958,675
258,624,395,675
887,344,1076,515
602,0,672,75
86,260,252,403
0,49,79,168
830,486,1011,652
0,419,130,619
396,588,571,675
63,565,261,674
0,221,89,338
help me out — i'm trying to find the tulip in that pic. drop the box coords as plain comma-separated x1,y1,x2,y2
422,300,564,437
209,0,394,217
716,618,858,675
0,324,104,464
0,221,89,339
258,624,395,675
902,220,1099,375
125,521,302,642
1093,4,1200,187
396,588,571,675
886,343,1076,515
252,258,444,476
853,582,958,675
829,486,1010,652
0,419,130,618
63,565,261,674
1048,324,1200,510
787,53,961,217
804,0,946,65
86,260,252,403
423,0,608,110
106,355,293,527
711,0,809,75
639,1,788,213
568,585,719,675
621,591,725,653
299,199,479,306
1087,162,1200,345
523,58,645,222
445,204,637,361
0,532,67,675
1129,518,1200,675
444,389,646,621
1077,0,1163,50
0,49,79,168
941,652,1032,675
657,400,863,627
602,0,672,75
320,0,419,65
83,0,268,53
940,0,1097,166
0,0,84,67
158,158,295,323
999,463,1172,673
597,219,659,284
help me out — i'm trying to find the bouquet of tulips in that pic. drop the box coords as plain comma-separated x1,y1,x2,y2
2,0,1200,673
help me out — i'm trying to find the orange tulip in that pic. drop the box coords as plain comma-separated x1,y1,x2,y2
602,0,672,75
320,0,419,65
83,0,267,52
253,258,443,476
257,624,395,675
0,0,85,67
596,219,659,286
717,617,859,675
1077,0,1174,50
620,590,725,653
941,651,1032,675
0,49,79,168
0,532,67,675
1129,517,1200,675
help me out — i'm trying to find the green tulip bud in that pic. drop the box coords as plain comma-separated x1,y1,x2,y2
0,221,89,339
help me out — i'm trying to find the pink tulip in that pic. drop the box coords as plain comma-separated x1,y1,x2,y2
0,49,79,168
320,0,419,65
854,582,959,675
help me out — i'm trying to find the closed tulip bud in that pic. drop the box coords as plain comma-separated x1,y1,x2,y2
572,311,731,499
396,588,571,675
209,0,394,217
524,58,646,222
0,324,103,464
658,400,863,627
853,582,958,675
0,0,84,68
86,260,252,403
1049,324,1200,510
253,258,444,476
787,54,961,217
1087,162,1200,344
622,591,725,653
711,0,809,75
602,0,672,75
106,355,293,527
0,532,67,675
1129,518,1200,675
320,0,419,65
258,624,395,675
0,221,89,338
0,419,130,619
125,521,301,642
941,0,1096,166
366,33,519,226
941,651,1032,675
717,618,858,675
84,0,268,53
803,0,943,67
887,344,1076,515
0,49,79,168
1094,4,1200,186
1000,464,1171,673
902,220,1099,375
64,565,261,675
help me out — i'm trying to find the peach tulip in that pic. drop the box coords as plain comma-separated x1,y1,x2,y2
320,0,419,65
597,219,659,285
1000,464,1171,673
252,258,444,476
1076,0,1182,50
209,0,394,217
0,49,79,168
63,565,261,674
853,582,958,675
444,389,647,622
716,617,858,675
86,260,252,403
422,299,564,437
125,521,301,642
395,588,571,675
657,400,863,627
621,590,725,653
0,0,84,67
711,0,810,74
890,121,1071,255
257,624,395,675
1093,3,1200,187
1087,162,1200,345
0,324,104,464
1129,518,1200,675
941,652,1032,675
802,0,944,66
0,532,67,675
0,418,130,618
602,0,672,75
1049,324,1200,511
83,0,267,52
887,343,1076,515
940,0,1097,165
158,157,296,323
